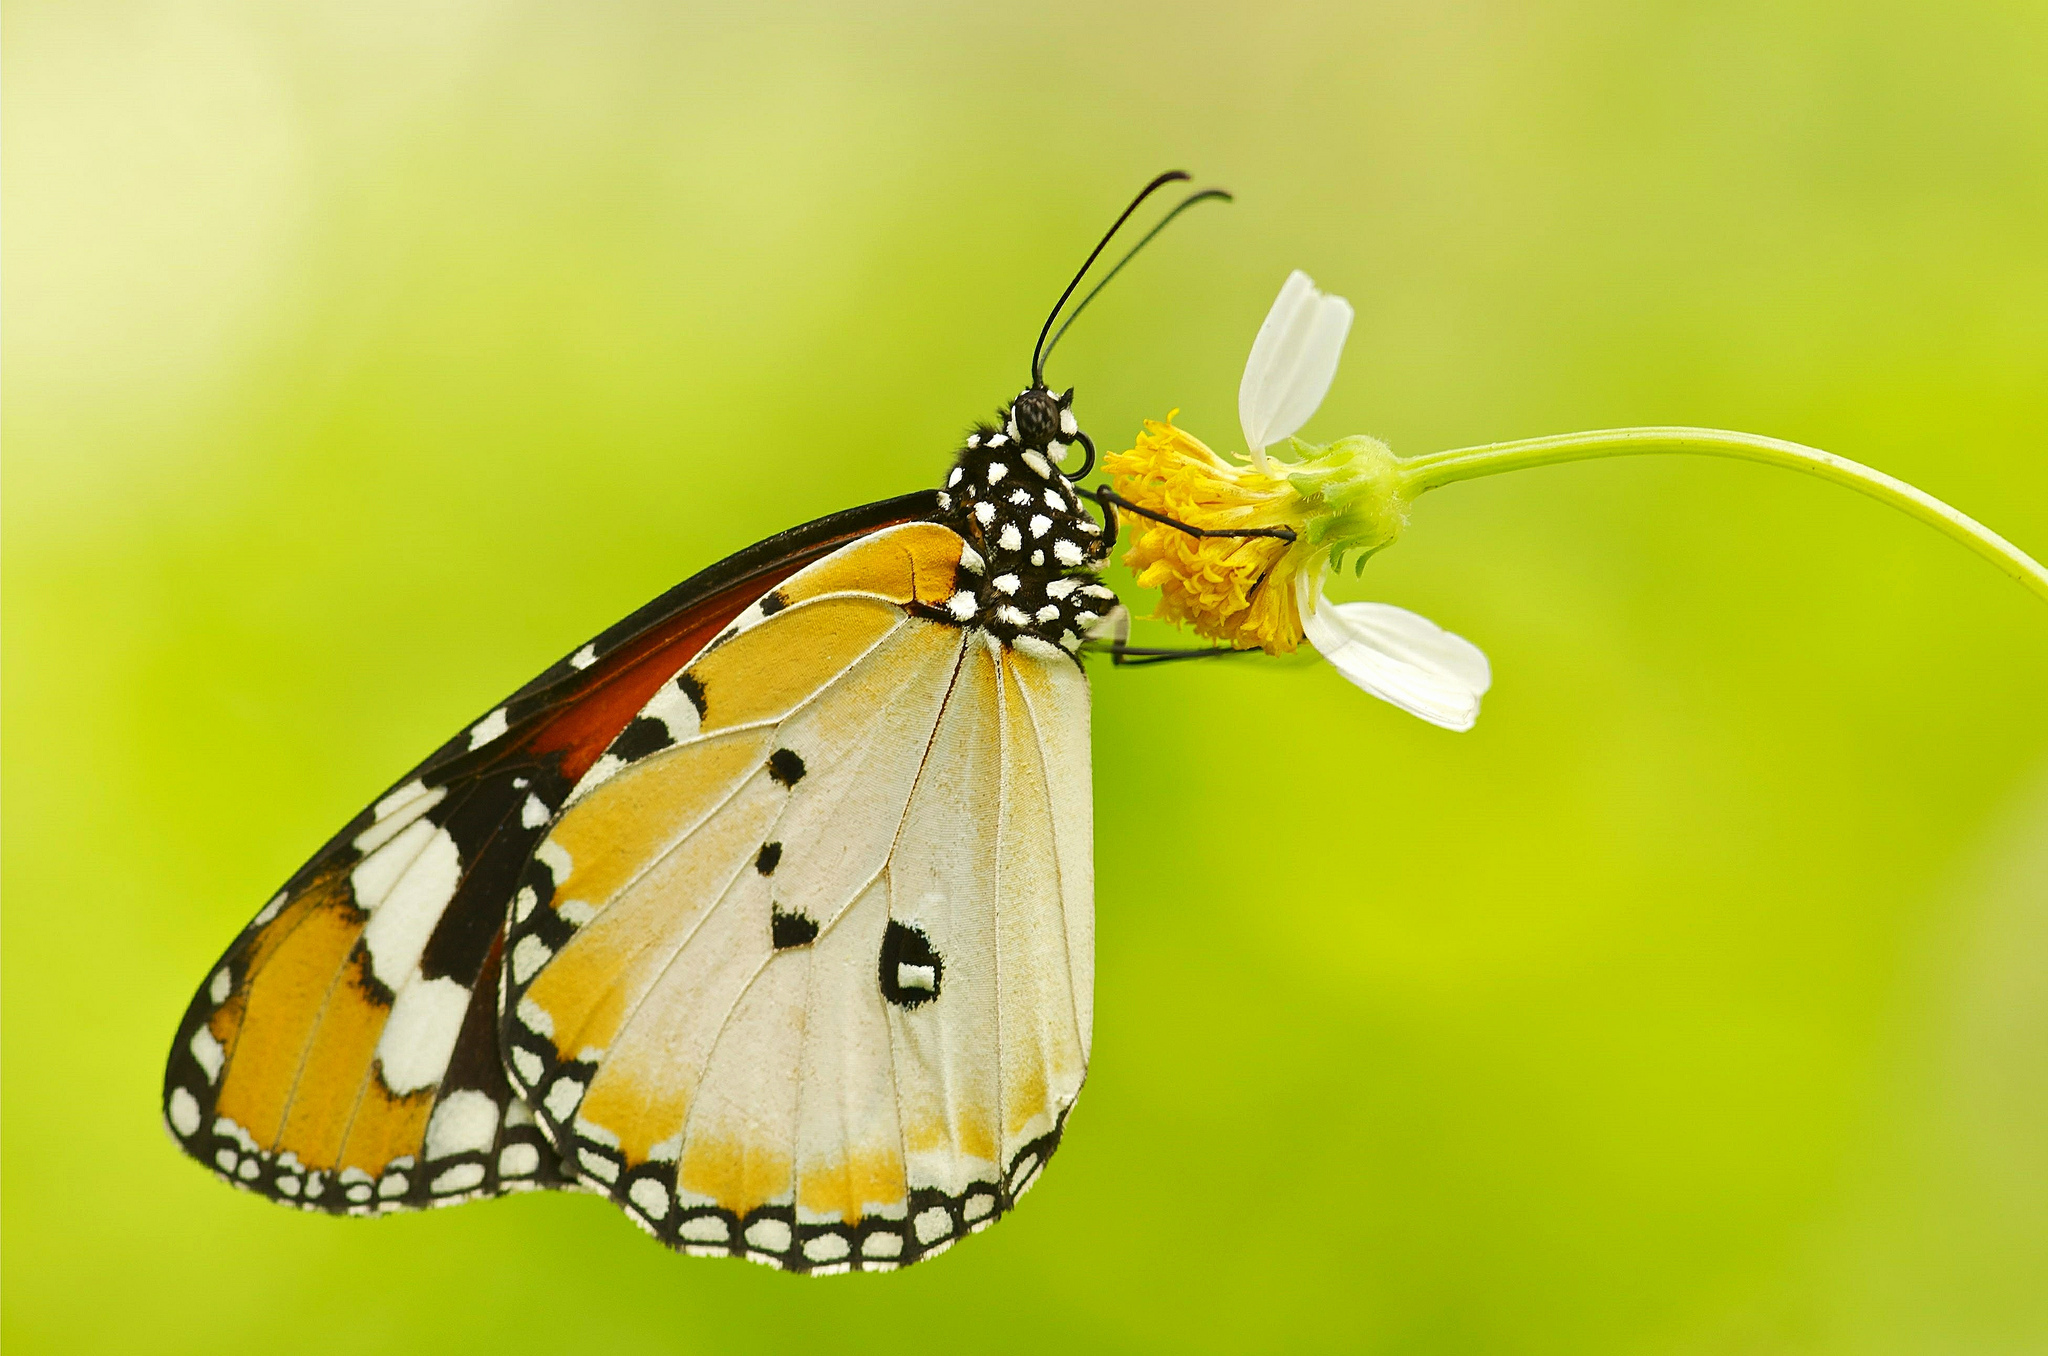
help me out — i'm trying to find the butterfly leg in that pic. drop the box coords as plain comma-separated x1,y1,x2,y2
1074,490,1281,667
1090,642,1252,667
1085,488,1299,546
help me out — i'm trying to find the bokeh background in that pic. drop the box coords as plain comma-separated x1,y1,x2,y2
7,2,2048,1351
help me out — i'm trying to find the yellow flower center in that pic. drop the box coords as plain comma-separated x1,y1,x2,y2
1103,416,1409,653
1103,418,1311,652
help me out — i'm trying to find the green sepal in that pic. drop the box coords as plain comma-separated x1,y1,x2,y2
1277,433,1409,569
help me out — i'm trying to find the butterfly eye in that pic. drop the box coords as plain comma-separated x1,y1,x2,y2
1011,388,1064,450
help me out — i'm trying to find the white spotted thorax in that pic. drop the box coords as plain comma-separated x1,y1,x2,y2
932,386,1116,655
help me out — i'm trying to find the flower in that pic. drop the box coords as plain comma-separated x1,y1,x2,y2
1104,270,1493,730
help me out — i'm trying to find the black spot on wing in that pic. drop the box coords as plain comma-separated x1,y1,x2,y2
879,920,942,1008
676,672,708,719
758,590,788,617
767,749,806,787
770,907,819,950
755,841,781,875
611,715,674,764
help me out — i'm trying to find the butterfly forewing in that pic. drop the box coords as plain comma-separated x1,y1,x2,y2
162,494,938,1214
500,521,1096,1271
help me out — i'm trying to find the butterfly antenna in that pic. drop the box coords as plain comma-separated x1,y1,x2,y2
1031,170,1191,388
1038,186,1232,376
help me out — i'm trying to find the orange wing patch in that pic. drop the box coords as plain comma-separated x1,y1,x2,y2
769,520,969,612
211,871,363,1153
164,494,941,1222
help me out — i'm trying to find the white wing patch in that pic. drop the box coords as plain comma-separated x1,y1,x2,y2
500,555,1094,1273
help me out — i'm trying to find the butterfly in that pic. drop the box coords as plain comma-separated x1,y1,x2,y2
163,171,1237,1274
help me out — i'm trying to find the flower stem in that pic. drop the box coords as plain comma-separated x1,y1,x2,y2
1397,426,2048,606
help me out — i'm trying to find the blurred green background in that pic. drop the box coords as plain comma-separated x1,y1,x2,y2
7,2,2048,1351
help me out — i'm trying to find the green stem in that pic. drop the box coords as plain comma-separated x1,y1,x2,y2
1397,426,2048,606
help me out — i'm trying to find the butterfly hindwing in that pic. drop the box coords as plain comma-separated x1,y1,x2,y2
162,494,939,1214
500,521,1096,1271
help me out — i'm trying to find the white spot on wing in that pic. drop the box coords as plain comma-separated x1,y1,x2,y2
511,934,554,986
167,1087,201,1137
543,1076,584,1122
745,1218,792,1252
425,1090,500,1160
640,678,704,745
516,996,554,1038
570,644,597,670
356,824,463,992
629,1177,670,1220
998,524,1023,551
375,976,472,1094
804,1232,850,1262
209,968,232,1005
680,1215,729,1243
189,1028,224,1083
373,780,433,821
431,1162,486,1195
520,794,550,829
467,707,510,749
535,839,573,882
510,1047,543,1086
353,783,447,854
499,1142,540,1177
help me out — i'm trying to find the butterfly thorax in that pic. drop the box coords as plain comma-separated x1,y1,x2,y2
931,387,1118,656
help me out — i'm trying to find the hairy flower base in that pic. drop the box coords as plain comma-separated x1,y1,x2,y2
1103,419,1311,652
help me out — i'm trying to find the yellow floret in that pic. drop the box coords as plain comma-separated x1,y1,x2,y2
1104,415,1410,654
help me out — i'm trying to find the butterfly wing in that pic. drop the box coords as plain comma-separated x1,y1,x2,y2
162,492,939,1214
499,521,1095,1272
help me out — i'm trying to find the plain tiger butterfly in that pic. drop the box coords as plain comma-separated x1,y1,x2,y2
163,171,1246,1274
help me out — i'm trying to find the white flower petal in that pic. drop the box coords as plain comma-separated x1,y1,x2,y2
1326,601,1492,696
1298,580,1489,731
1238,269,1355,462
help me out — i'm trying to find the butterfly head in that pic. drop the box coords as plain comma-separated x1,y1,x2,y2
1008,386,1075,452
